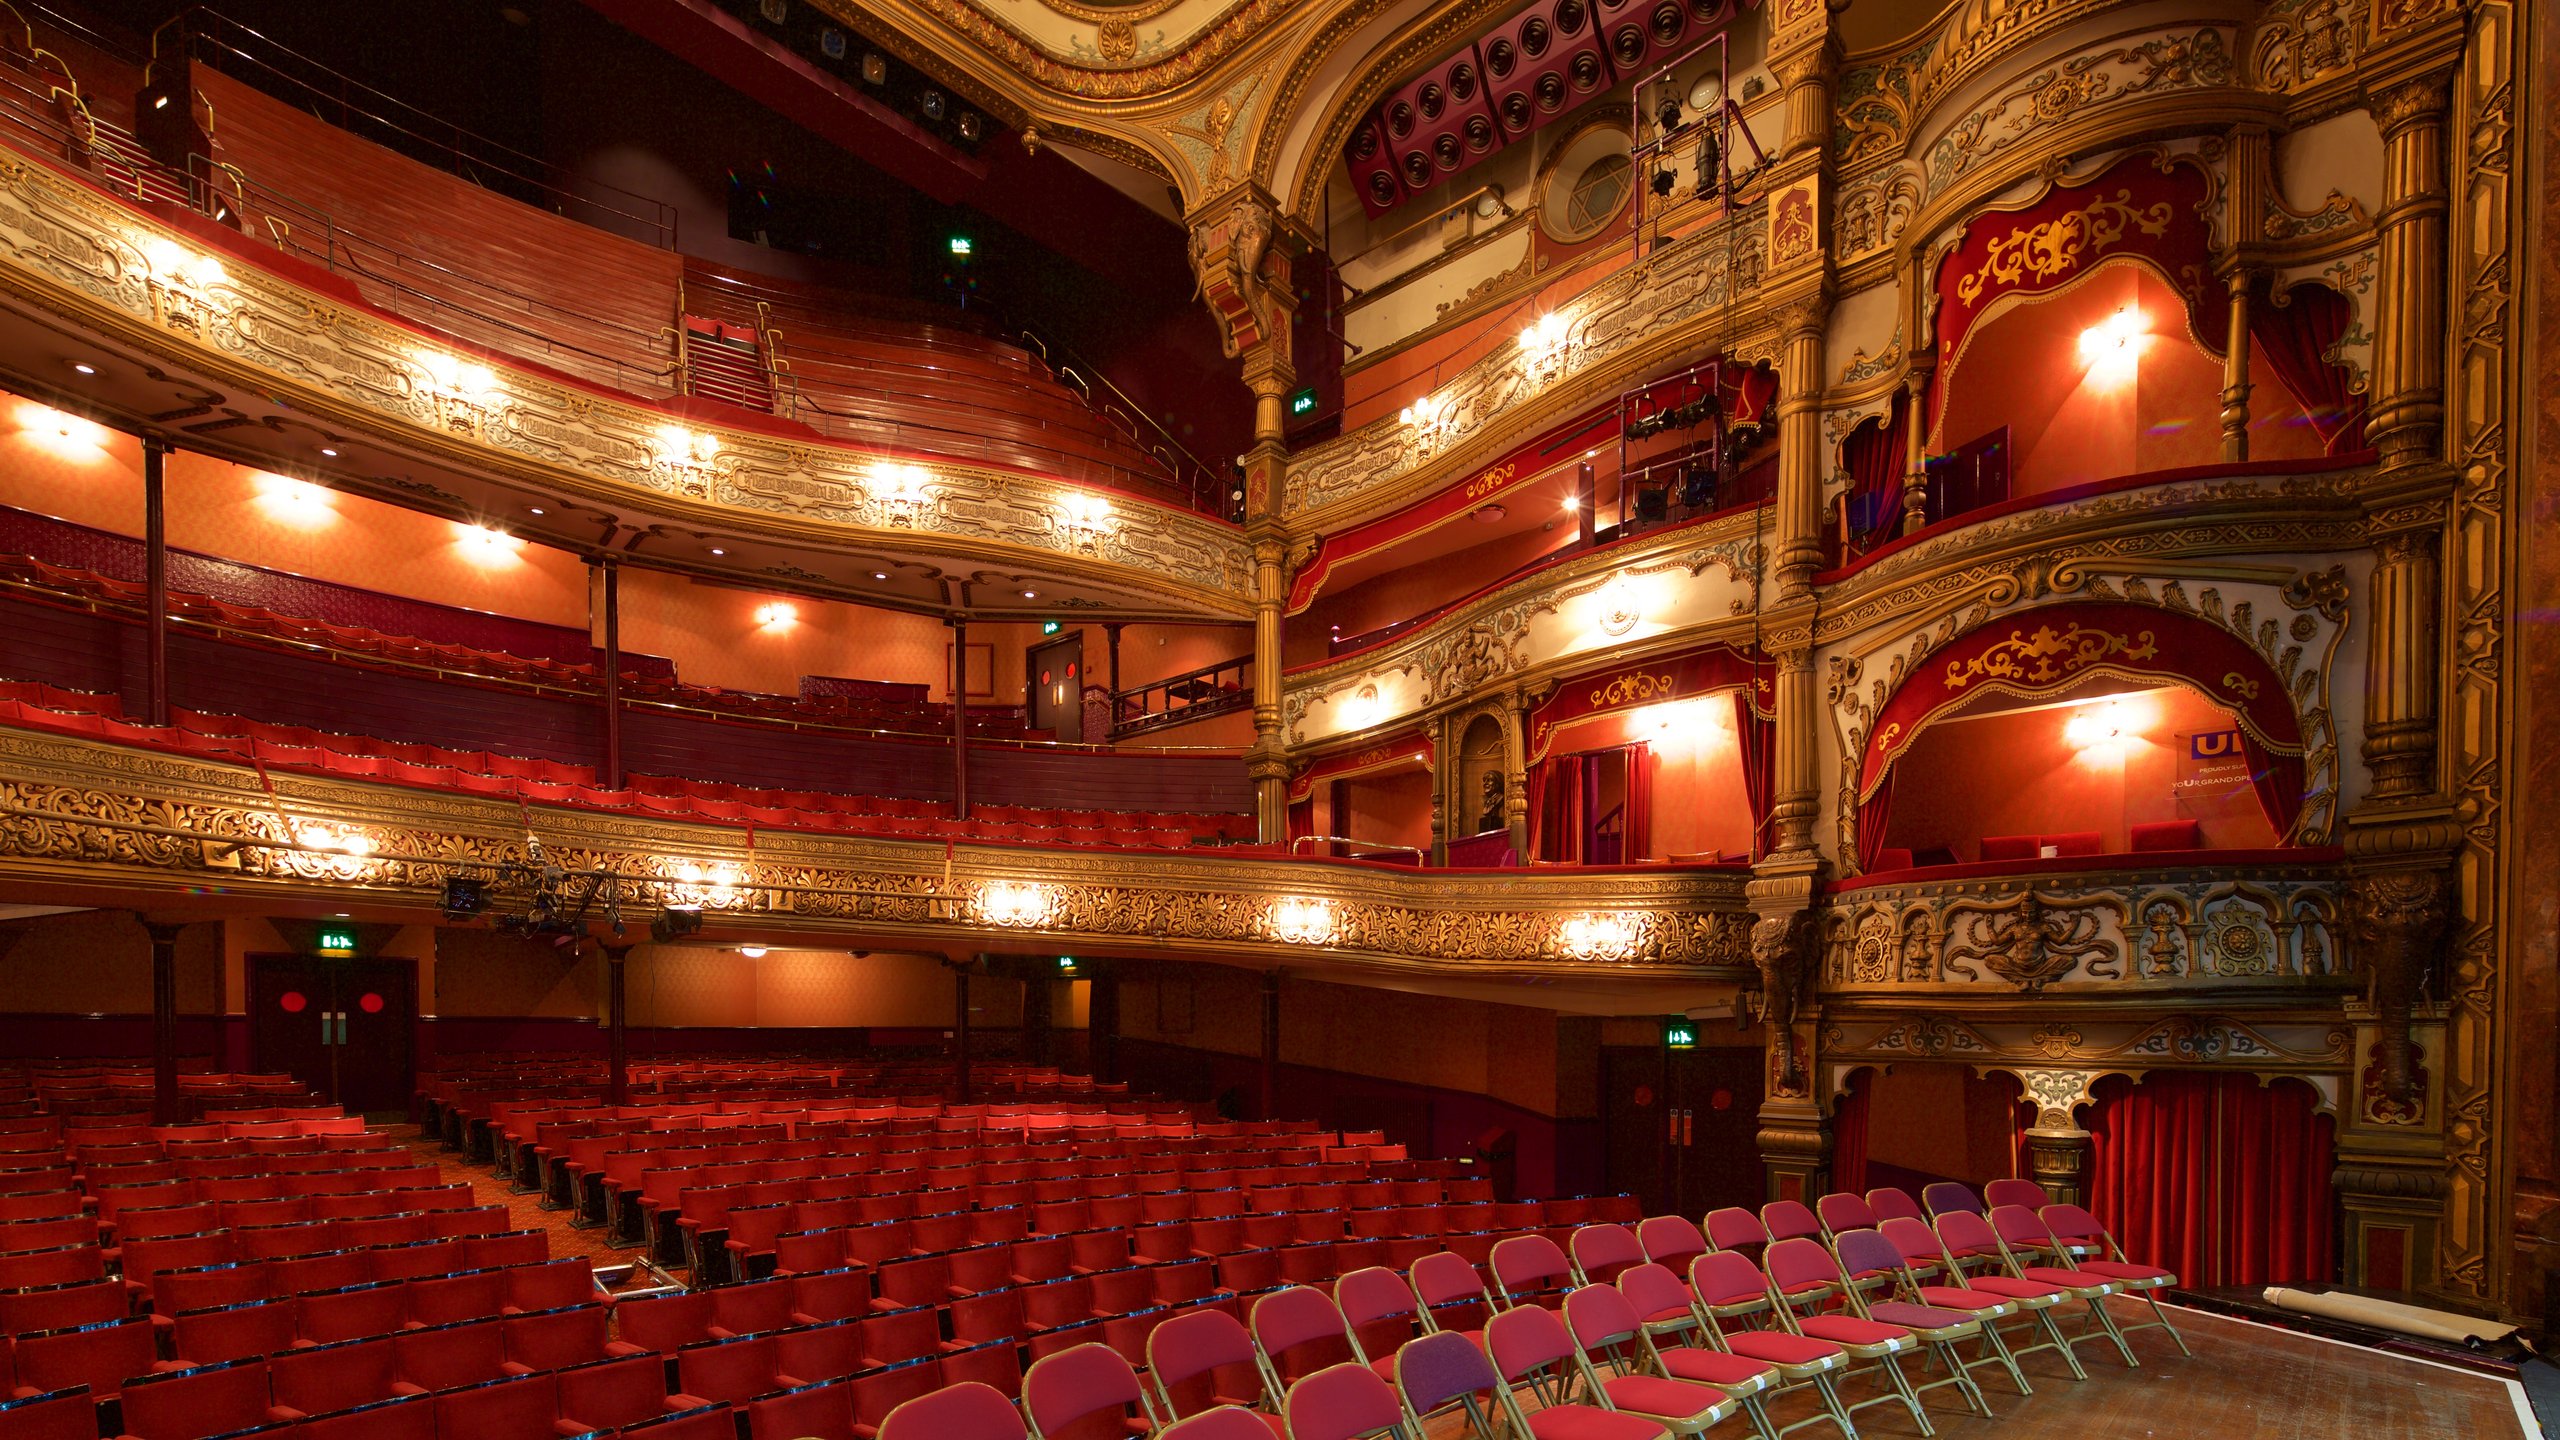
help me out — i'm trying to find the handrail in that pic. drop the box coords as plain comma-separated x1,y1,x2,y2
188,155,683,395
150,5,677,247
1110,655,1251,739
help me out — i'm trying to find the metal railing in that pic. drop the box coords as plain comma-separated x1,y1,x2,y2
1110,656,1252,739
151,6,678,247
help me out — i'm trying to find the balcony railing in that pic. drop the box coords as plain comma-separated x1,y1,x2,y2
1112,657,1251,739
1818,849,2349,998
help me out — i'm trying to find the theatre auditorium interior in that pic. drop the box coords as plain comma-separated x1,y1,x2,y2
0,0,2552,1436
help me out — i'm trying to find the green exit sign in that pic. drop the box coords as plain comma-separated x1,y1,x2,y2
1041,620,1062,635
1663,1019,1698,1051
1287,386,1319,417
948,235,973,257
316,927,357,955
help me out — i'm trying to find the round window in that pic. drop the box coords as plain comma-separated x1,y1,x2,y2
1540,124,1635,244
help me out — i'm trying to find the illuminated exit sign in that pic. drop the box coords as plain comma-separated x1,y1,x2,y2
1287,387,1319,417
1663,1019,1698,1050
316,927,357,956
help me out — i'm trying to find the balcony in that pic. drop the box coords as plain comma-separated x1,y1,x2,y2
1817,849,2350,1000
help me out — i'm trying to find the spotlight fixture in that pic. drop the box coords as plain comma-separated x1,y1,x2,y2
70,363,94,375
1650,164,1677,198
650,906,704,944
318,447,337,457
1694,133,1722,198
861,52,887,85
920,89,946,122
1655,93,1682,132
957,112,982,143
872,571,889,581
439,876,489,919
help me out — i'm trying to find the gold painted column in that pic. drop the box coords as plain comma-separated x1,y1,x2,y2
2011,1070,2101,1209
1771,297,1831,599
2363,77,2452,472
2219,271,2253,462
1247,536,1290,841
2334,49,2466,1300
1897,369,1929,535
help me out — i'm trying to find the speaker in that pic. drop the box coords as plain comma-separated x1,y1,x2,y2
1480,0,1610,144
1379,43,1504,198
1344,115,1404,218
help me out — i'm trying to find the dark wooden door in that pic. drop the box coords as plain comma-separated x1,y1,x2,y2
1028,635,1084,742
1666,1046,1769,1217
1601,1046,1670,1214
248,955,415,1114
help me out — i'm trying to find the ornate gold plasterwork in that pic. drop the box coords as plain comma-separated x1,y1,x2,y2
1824,1008,2355,1073
815,0,1290,97
1920,27,2237,198
0,148,1258,614
1827,861,2349,996
1824,557,2355,866
0,726,1755,978
1281,520,1764,743
2437,0,2517,1304
1285,208,1767,519
1949,187,2173,306
2250,0,2369,93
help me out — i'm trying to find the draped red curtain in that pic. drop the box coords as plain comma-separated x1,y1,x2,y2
1526,761,1554,861
1734,692,1774,861
2086,1072,2336,1288
1839,397,1909,550
1286,798,1313,843
1855,772,1895,873
1831,1070,1873,1196
2235,731,2305,841
2249,281,2367,456
1623,742,1653,863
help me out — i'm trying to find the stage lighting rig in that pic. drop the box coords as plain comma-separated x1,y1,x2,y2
651,906,704,944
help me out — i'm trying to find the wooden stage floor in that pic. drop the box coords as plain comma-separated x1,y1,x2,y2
1593,1300,2540,1440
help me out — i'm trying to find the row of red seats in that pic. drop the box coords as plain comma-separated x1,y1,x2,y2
2,691,1252,854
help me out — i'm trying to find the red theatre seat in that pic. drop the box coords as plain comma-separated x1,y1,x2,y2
2129,819,2203,852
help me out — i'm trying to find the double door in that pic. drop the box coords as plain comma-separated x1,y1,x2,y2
246,955,415,1114
1602,1043,1766,1218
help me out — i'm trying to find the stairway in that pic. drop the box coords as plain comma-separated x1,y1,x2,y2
681,316,774,413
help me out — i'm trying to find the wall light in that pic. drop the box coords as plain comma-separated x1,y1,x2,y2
868,462,934,525
2063,700,2130,754
252,473,335,527
754,600,796,628
1519,312,1574,384
738,946,769,959
1269,896,1338,946
13,401,110,460
417,351,504,432
458,522,523,563
1555,912,1642,961
979,881,1054,928
2076,308,2145,382
140,237,224,290
294,823,374,858
1398,391,1457,455
656,425,721,466
1060,492,1113,549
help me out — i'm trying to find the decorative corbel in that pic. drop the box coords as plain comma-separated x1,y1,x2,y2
1187,187,1288,361
2347,869,2448,1107
1746,908,1817,1098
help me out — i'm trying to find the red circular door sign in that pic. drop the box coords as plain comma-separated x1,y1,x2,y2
278,991,307,1013
358,992,385,1014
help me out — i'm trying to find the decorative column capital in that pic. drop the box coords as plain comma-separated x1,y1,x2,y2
1187,185,1294,364
2366,73,2454,138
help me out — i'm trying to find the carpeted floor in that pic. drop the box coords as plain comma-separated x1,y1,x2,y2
403,1127,635,1276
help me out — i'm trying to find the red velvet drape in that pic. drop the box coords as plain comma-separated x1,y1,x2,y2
1623,742,1652,863
2085,1071,2335,1288
1839,397,1909,551
1831,1070,1872,1196
1286,798,1313,843
2250,281,2367,456
1855,771,1895,873
2235,730,2305,842
1527,761,1554,862
1734,692,1774,861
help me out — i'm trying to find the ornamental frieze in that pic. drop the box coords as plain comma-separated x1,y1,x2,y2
0,727,1752,978
1819,857,2351,994
0,151,1257,613
1282,519,1764,744
1283,209,1767,521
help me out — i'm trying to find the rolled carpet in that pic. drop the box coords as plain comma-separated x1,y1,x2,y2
2261,1287,2516,1345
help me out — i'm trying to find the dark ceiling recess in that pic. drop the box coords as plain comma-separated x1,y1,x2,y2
707,0,989,160
1348,0,1761,217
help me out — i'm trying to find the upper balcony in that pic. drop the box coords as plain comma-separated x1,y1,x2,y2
0,17,1251,620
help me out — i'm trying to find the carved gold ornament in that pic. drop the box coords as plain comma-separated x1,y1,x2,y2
1943,623,2158,691
1952,190,2174,307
